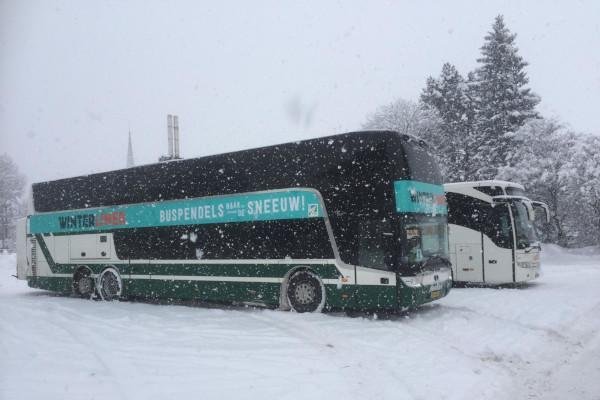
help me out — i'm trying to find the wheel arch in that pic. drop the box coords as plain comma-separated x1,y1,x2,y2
72,265,94,295
73,264,93,278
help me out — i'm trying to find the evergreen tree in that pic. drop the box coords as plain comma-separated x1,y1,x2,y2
362,98,440,140
472,15,540,178
421,63,474,181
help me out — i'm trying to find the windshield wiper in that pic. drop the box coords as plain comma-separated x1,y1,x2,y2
423,254,451,269
524,242,541,253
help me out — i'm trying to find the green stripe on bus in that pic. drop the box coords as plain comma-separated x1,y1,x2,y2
54,262,339,279
32,236,340,280
125,263,340,279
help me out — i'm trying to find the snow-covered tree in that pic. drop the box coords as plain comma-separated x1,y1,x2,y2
472,15,540,178
0,154,26,251
570,134,600,245
497,119,581,246
362,98,440,139
361,98,459,178
421,63,475,181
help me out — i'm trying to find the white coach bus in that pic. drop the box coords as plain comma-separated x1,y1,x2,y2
444,180,549,285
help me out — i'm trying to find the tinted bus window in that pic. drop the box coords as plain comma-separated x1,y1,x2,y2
447,192,512,249
356,218,393,270
505,187,526,197
402,139,443,184
114,219,333,260
475,186,504,196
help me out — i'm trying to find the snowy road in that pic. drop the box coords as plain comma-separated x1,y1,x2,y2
1,246,599,400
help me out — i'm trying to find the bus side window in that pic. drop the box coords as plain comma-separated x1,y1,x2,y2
447,192,512,249
357,218,392,270
192,219,334,260
482,205,512,249
115,219,334,261
447,192,485,231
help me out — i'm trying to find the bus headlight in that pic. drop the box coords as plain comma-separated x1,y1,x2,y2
400,276,422,287
517,261,539,268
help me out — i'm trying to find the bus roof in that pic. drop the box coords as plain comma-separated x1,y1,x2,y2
31,130,441,213
444,180,525,191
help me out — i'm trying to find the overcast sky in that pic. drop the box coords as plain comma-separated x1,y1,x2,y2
1,0,599,184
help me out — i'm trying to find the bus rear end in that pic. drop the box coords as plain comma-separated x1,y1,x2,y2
15,217,28,280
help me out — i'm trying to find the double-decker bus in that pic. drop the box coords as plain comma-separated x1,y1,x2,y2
15,131,452,312
444,180,549,285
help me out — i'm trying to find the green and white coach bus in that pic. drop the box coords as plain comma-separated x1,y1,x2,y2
15,131,452,312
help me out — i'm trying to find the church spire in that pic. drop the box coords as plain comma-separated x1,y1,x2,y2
126,130,135,168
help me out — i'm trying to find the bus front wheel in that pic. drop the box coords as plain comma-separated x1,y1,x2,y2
96,267,122,301
287,270,325,313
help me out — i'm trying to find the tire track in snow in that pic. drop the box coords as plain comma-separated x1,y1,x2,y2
34,301,134,400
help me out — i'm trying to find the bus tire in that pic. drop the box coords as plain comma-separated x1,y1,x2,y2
72,266,94,298
96,267,122,301
286,270,325,313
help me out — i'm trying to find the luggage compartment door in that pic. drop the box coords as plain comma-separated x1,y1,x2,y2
69,234,111,260
455,244,483,283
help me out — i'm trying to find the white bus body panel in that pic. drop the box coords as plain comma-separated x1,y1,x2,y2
449,223,515,284
53,235,70,264
456,244,483,282
355,266,396,286
16,218,28,280
482,235,514,284
68,233,112,260
449,225,483,283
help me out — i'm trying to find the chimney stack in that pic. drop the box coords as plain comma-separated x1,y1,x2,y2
160,114,182,162
126,130,135,168
167,114,174,158
173,115,180,159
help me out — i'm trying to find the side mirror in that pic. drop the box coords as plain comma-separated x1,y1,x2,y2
531,201,550,223
524,201,535,222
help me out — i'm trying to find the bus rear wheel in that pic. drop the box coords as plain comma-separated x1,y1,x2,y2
96,267,122,301
73,267,94,298
287,270,325,313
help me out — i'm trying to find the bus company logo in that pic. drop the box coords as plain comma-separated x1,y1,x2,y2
58,211,126,230
409,190,446,207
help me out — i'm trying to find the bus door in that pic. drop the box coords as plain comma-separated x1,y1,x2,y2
482,236,514,283
455,244,483,282
484,200,517,284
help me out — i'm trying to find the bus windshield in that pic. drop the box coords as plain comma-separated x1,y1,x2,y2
401,214,448,271
511,201,538,249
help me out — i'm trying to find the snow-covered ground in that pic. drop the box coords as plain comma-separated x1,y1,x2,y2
1,246,599,400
